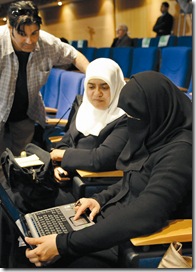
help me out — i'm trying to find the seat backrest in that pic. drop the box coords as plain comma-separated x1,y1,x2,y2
130,47,159,76
70,40,78,48
77,39,88,48
187,77,192,94
177,36,192,47
185,77,192,100
79,47,97,62
159,46,192,88
111,47,133,78
158,35,177,47
149,37,160,47
40,68,64,109
94,47,112,59
136,38,143,47
79,76,86,95
55,71,85,120
141,37,151,47
132,38,139,47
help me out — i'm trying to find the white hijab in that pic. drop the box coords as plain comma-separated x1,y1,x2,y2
76,58,126,136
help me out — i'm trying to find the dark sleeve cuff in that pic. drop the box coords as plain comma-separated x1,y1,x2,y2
56,233,68,256
56,232,79,257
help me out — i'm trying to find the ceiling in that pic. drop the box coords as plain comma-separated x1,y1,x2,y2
0,0,13,3
0,0,85,17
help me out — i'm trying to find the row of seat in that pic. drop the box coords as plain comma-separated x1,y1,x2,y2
135,35,192,48
69,35,192,49
69,39,88,48
41,44,192,124
78,46,192,89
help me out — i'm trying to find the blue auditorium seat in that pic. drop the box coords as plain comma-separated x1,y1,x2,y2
77,39,88,48
185,77,192,101
141,37,151,47
149,37,160,47
55,70,85,120
159,46,192,89
70,40,78,48
130,47,159,77
43,71,85,148
94,47,112,59
138,37,159,47
176,36,192,47
70,40,88,49
79,47,97,62
136,38,143,47
158,35,177,47
40,68,64,109
111,47,133,78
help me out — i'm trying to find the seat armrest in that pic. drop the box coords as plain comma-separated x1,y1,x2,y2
76,169,123,178
130,219,192,246
178,86,188,92
45,107,58,113
46,118,68,125
49,136,63,143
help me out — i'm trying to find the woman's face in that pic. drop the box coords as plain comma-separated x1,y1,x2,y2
86,79,111,110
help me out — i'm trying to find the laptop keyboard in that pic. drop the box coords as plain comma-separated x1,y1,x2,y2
31,208,69,236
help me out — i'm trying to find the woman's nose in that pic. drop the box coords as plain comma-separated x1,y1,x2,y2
94,88,103,97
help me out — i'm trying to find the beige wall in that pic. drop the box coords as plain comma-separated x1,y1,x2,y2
1,0,192,47
41,0,192,47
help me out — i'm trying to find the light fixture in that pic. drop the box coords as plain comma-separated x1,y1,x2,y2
57,1,62,6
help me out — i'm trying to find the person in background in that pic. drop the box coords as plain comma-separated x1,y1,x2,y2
50,58,128,182
0,1,89,157
153,2,174,36
111,24,133,47
25,71,191,268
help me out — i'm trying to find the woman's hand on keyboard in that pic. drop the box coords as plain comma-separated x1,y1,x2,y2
74,198,101,221
25,234,59,267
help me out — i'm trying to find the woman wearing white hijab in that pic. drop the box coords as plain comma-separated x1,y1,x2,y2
50,58,128,179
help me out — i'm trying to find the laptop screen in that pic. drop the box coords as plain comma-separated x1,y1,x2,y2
0,183,20,222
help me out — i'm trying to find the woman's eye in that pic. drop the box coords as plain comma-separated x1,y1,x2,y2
102,86,109,91
89,86,95,90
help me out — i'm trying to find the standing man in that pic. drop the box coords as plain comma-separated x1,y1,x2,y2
111,24,133,47
153,2,174,36
0,1,89,157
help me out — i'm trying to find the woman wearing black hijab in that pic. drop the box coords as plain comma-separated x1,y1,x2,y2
25,71,192,268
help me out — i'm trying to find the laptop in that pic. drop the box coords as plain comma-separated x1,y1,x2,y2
0,183,94,250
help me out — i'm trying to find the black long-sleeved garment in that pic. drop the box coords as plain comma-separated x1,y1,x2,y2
56,141,192,256
54,96,128,172
153,12,173,36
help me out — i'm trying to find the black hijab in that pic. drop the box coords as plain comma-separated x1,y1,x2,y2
117,71,192,171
